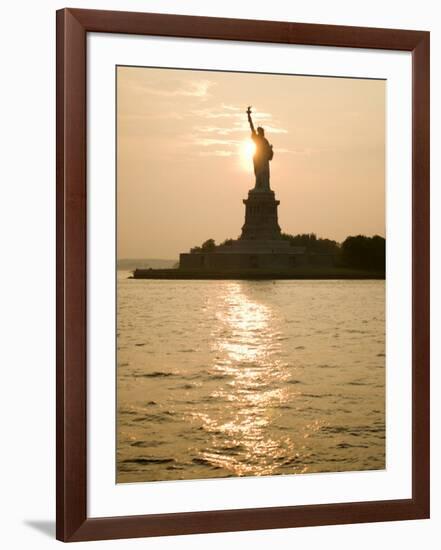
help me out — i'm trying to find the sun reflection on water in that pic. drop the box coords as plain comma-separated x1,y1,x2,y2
117,276,386,483
191,282,297,476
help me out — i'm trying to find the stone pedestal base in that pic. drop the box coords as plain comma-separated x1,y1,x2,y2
240,189,281,240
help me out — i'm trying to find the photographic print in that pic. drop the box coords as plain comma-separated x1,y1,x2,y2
116,66,386,484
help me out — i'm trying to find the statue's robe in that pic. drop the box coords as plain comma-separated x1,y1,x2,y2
251,133,273,191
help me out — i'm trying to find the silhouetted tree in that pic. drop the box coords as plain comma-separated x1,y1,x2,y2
341,235,385,271
220,238,234,246
281,233,340,254
201,238,216,251
190,232,385,273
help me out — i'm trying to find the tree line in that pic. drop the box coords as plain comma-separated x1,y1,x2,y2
192,233,385,272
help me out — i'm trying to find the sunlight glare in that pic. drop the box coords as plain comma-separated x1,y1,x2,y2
239,139,256,170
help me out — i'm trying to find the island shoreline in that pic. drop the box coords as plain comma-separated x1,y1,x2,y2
131,268,385,280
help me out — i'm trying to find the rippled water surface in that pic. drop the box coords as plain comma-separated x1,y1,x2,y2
117,274,385,482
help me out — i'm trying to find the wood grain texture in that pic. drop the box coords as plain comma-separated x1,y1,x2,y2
70,8,426,50
56,8,87,542
56,8,430,542
411,33,430,517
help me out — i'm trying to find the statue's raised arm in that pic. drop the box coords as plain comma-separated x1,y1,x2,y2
246,106,256,135
245,106,273,192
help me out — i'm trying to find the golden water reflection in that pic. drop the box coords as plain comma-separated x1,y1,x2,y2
117,276,386,482
192,282,298,476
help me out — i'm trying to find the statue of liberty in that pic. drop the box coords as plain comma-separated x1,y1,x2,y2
246,106,274,192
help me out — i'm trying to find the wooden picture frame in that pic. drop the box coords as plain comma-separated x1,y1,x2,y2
56,8,430,542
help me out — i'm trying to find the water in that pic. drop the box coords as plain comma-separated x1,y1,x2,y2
117,273,385,483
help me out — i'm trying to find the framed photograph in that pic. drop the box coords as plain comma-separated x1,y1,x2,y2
56,8,430,542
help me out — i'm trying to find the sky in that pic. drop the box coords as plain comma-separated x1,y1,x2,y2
117,66,385,260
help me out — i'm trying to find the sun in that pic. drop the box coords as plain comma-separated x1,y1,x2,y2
239,139,256,170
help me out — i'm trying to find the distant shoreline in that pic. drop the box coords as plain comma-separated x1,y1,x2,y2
131,267,385,280
117,259,176,271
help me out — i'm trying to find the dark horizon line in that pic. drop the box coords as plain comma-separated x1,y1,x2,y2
117,232,386,261
118,257,177,262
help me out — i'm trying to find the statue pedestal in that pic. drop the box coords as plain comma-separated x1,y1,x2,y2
179,187,313,272
240,189,281,240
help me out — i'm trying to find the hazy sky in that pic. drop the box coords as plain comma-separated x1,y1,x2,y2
117,66,385,260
